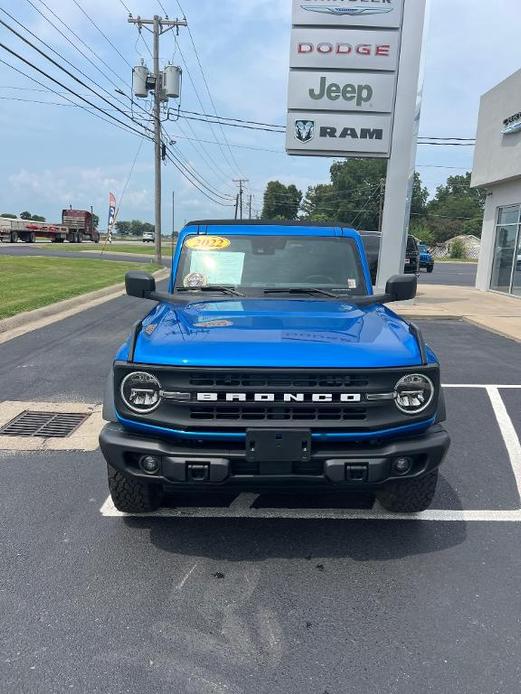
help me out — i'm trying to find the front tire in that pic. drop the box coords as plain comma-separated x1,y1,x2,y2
377,470,438,513
107,464,163,513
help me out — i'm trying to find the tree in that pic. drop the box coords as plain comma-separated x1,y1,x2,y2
92,214,99,228
115,221,131,236
0,213,17,219
423,172,485,243
20,211,32,220
115,220,154,237
301,159,428,231
261,181,302,220
31,215,46,222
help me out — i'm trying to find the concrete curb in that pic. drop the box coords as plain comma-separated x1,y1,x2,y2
0,267,169,344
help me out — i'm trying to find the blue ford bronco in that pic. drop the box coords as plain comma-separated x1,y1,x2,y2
100,221,450,514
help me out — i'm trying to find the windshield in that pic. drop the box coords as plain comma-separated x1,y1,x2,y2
175,234,367,294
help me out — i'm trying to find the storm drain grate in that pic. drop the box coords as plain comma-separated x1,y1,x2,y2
0,411,90,438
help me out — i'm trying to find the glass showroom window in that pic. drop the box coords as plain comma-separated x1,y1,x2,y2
490,205,521,294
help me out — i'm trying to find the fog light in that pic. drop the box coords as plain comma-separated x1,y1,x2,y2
393,456,413,475
139,455,160,475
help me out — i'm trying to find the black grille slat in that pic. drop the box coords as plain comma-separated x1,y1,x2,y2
188,372,369,389
190,406,367,422
0,411,90,438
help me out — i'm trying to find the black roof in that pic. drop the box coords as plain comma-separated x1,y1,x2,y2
185,219,352,228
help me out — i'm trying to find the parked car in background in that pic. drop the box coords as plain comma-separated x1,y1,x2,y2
418,243,434,273
359,231,420,285
143,231,155,243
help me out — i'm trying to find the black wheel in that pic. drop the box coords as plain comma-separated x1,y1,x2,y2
107,464,162,513
427,265,434,273
68,232,76,243
10,231,18,243
377,470,438,513
76,233,82,244
27,232,35,243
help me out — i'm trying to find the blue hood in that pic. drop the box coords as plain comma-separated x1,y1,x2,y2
125,298,424,369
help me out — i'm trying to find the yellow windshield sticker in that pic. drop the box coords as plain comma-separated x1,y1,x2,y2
185,235,231,250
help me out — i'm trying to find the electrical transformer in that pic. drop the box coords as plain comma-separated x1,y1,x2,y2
163,65,182,99
132,65,149,98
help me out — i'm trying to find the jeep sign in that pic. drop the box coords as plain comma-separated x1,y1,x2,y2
287,111,392,156
288,70,396,113
292,0,403,29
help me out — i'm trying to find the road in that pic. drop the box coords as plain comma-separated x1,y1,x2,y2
0,243,170,266
2,290,521,692
419,261,477,286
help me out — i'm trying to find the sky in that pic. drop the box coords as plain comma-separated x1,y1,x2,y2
0,0,519,231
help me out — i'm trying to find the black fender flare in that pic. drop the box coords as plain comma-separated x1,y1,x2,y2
102,370,117,422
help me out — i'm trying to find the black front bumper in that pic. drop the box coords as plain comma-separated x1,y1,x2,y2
99,423,450,492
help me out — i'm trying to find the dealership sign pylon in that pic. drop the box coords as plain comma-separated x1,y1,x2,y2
286,0,428,287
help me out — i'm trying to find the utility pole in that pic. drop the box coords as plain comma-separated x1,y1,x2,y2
234,194,239,220
248,194,252,220
128,15,187,265
233,179,249,220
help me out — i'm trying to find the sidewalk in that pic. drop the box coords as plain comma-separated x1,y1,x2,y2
392,284,521,342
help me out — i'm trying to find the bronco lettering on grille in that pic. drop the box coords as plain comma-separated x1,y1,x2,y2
196,392,362,403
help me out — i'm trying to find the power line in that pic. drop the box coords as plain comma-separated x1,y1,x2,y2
70,0,132,69
0,41,151,139
14,2,152,126
0,16,150,136
173,35,239,177
27,0,131,93
177,4,246,177
0,57,151,141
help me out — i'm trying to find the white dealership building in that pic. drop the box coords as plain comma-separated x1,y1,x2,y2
472,69,521,296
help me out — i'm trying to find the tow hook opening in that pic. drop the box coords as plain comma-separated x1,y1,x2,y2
187,463,210,482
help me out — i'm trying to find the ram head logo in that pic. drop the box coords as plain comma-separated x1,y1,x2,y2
295,120,315,143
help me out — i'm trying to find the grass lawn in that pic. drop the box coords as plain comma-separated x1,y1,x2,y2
0,256,161,320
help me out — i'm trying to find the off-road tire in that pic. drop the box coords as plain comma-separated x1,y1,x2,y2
107,464,162,513
377,470,438,513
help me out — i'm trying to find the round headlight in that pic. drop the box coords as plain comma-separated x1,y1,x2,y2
394,374,434,415
121,371,161,413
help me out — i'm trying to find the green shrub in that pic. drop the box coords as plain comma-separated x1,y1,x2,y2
449,238,466,259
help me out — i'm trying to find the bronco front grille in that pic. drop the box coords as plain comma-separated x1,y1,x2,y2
114,364,440,433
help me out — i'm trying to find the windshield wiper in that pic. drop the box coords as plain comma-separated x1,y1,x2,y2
175,285,244,297
263,287,338,298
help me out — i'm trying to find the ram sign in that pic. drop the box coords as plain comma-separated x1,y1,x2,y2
286,0,405,157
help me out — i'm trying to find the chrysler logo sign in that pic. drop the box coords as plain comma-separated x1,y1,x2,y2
301,0,394,16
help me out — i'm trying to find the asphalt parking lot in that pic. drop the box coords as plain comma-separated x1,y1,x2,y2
419,261,477,286
1,296,521,693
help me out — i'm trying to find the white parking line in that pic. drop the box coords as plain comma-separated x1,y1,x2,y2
99,495,521,522
487,386,521,498
99,384,521,521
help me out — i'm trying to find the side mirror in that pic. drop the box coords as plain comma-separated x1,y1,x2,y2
125,271,156,298
385,274,417,302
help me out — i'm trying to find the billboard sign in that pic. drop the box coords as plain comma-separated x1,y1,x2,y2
290,27,400,70
288,70,396,113
288,111,392,156
292,0,404,29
